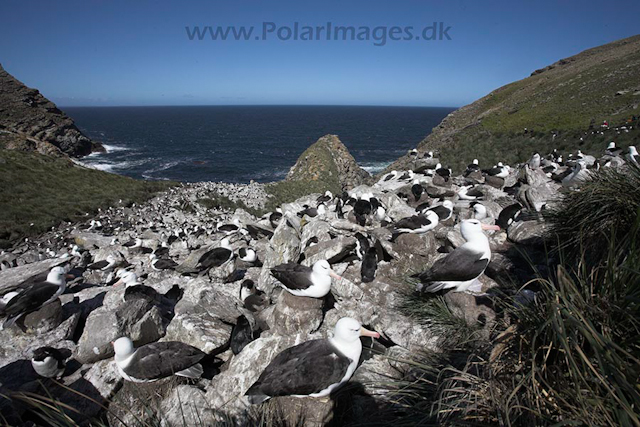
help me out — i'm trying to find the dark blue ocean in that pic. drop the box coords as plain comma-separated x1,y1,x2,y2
65,106,454,183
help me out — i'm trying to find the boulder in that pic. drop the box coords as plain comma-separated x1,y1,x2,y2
266,291,324,335
76,300,165,364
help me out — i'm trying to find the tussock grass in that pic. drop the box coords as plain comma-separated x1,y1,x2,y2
0,149,174,247
545,162,640,262
375,166,640,426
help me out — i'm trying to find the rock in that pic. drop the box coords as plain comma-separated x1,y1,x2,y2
444,290,497,328
159,385,216,427
72,232,114,249
507,220,548,246
164,279,240,353
76,300,165,364
21,299,63,333
0,315,77,371
82,358,122,400
286,134,371,192
206,334,301,415
302,235,355,267
0,64,100,156
258,213,302,296
266,291,324,335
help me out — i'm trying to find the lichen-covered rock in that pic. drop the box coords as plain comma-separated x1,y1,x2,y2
286,134,371,191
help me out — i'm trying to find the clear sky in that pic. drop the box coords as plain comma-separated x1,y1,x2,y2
1,0,638,107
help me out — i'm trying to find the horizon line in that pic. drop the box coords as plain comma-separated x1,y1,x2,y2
58,103,461,109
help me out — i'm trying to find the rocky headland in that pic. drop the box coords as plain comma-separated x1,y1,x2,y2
0,64,102,157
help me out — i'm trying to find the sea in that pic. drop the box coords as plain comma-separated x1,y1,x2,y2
65,105,454,183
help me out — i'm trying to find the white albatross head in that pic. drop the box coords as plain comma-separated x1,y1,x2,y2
312,260,342,281
333,317,380,344
46,267,67,286
460,219,500,242
113,337,135,361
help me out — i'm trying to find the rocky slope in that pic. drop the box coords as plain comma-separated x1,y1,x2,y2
0,64,102,157
385,34,640,174
2,136,624,424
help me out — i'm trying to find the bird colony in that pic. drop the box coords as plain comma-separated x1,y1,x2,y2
0,143,636,425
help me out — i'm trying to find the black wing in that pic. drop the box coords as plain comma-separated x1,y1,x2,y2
246,224,274,239
428,205,451,221
198,248,232,269
395,215,431,230
4,283,59,317
246,340,351,398
270,263,313,290
125,342,205,380
415,247,489,283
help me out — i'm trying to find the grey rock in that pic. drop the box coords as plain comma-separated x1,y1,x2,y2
76,299,165,364
507,219,548,246
266,290,324,335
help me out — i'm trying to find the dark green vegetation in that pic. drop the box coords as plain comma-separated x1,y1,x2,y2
384,166,640,426
546,162,640,262
0,149,174,248
385,34,640,174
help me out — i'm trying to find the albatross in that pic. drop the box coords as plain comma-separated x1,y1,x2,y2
413,219,499,293
1,266,68,329
271,260,342,298
113,336,205,382
245,317,379,404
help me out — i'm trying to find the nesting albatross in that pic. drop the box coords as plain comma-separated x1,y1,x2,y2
413,219,499,293
113,336,205,382
271,260,342,298
246,317,379,404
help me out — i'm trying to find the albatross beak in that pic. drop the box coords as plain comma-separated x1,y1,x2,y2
65,274,76,280
481,224,501,231
113,278,124,287
360,327,380,339
329,270,342,281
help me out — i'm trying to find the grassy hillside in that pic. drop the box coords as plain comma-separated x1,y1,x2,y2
385,34,640,173
0,149,174,248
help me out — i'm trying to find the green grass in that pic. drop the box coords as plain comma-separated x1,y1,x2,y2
0,149,175,247
545,162,640,262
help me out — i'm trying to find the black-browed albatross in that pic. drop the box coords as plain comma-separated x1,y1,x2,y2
245,317,379,404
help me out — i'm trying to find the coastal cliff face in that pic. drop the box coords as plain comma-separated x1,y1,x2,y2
286,134,371,191
0,64,101,157
385,34,640,174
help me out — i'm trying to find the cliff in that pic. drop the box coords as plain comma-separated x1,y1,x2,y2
0,64,102,157
384,34,640,174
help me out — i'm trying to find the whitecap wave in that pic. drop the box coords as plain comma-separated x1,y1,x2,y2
101,144,130,153
359,161,391,174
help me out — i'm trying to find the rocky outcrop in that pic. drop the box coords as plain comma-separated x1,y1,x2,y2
0,64,102,157
286,134,371,191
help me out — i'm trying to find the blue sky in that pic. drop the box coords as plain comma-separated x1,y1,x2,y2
1,0,638,107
